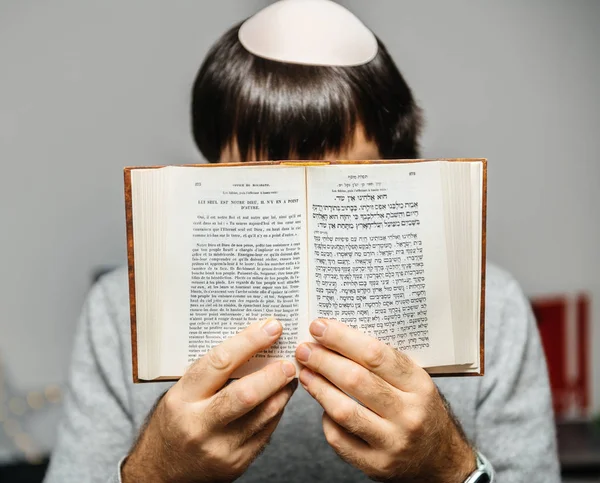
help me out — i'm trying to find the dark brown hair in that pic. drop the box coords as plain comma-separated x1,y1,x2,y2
191,23,422,162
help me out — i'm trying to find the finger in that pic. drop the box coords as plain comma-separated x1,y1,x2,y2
180,318,284,400
322,412,376,471
299,368,390,448
206,360,296,427
231,379,298,445
308,318,429,392
296,342,400,419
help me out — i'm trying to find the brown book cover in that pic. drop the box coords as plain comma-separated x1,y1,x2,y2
124,159,487,382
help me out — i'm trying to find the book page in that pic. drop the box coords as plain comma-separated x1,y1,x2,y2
160,165,308,377
306,162,455,367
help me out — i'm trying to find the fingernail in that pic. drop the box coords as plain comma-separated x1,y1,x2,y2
281,361,296,378
300,369,315,386
296,344,312,363
262,318,282,336
310,319,327,337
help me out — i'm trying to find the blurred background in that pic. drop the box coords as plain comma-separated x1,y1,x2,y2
0,0,599,481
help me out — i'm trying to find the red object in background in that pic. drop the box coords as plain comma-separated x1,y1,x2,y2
532,298,568,416
530,295,590,419
575,294,590,413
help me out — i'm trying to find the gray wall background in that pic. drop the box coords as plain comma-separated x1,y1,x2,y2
0,0,599,456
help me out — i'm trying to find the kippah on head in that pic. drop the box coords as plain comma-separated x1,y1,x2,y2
238,0,378,66
192,8,422,163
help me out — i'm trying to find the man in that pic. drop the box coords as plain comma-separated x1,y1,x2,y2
44,2,560,481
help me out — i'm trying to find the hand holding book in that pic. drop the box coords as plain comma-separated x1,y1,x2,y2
295,318,477,482
122,318,297,483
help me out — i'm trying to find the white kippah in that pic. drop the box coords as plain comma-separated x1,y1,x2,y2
238,0,378,67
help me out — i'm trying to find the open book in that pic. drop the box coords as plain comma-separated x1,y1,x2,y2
125,159,487,382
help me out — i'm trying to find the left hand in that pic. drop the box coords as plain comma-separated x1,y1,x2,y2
295,318,476,483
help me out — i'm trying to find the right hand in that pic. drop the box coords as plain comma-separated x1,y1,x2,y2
122,318,297,483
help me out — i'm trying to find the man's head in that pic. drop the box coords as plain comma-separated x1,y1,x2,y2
191,23,422,163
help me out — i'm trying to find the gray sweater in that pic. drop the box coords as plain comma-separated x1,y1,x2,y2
44,263,560,482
